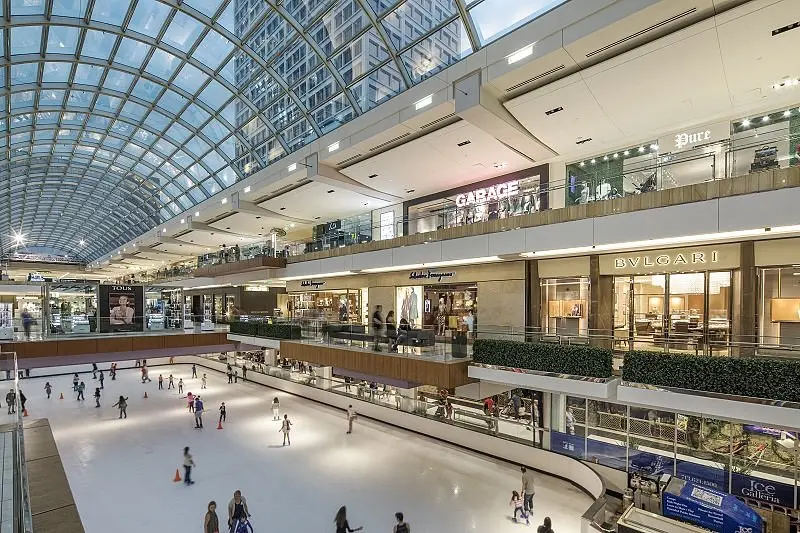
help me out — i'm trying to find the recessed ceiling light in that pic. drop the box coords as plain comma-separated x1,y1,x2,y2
613,153,619,159
180,218,185,224
363,202,370,206
328,141,340,152
314,216,320,220
194,211,200,217
244,186,251,193
762,115,770,122
741,119,750,127
255,216,261,219
590,159,596,164
639,146,645,153
415,94,433,110
579,162,585,166
602,155,608,161
457,140,471,147
624,150,630,156
290,223,295,228
221,198,227,204
650,144,659,150
507,44,534,64
493,162,507,168
288,163,297,172
162,228,166,233
79,239,85,245
406,189,415,194
784,110,792,117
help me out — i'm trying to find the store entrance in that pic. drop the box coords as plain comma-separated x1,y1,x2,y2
613,272,731,355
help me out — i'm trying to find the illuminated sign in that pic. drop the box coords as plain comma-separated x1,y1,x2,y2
614,251,719,269
675,129,712,150
409,270,455,282
455,180,520,207
300,280,325,288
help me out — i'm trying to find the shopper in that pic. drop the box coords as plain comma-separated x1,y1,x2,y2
201,374,207,389
194,396,204,429
158,374,164,390
334,506,363,533
391,317,410,352
192,364,197,379
44,382,52,399
511,392,522,420
183,446,195,485
371,304,384,351
178,378,184,394
393,512,410,533
272,397,280,420
521,466,536,515
346,405,356,434
98,370,104,389
510,490,529,525
94,387,101,408
112,395,128,419
279,414,292,446
219,402,226,425
204,501,219,533
227,490,251,530
5,388,15,414
537,517,554,533
168,374,175,389
77,381,85,401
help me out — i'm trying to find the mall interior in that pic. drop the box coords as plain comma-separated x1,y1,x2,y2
1,0,800,532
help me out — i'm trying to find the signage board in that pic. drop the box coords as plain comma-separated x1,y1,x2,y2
455,180,520,207
730,472,796,508
663,481,763,533
408,270,455,282
300,280,325,289
551,431,585,460
658,121,731,154
600,244,740,275
98,284,144,333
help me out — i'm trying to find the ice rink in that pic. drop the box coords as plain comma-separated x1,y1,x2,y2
5,364,591,533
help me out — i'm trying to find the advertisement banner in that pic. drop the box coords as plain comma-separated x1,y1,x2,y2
676,460,729,491
730,472,796,508
663,482,763,533
98,285,144,333
628,448,674,476
550,431,585,460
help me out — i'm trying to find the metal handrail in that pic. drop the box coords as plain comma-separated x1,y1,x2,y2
7,352,33,533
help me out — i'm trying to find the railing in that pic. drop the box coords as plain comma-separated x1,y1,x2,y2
2,351,33,533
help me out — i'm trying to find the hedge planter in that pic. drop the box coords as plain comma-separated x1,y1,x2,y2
229,321,301,340
472,339,614,379
622,351,800,403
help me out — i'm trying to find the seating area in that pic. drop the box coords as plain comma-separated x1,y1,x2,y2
324,324,437,348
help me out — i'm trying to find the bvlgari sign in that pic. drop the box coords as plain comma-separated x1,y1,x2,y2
614,250,719,269
600,244,740,275
455,180,520,207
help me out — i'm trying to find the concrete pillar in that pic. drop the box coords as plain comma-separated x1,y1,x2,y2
736,242,756,355
527,260,541,340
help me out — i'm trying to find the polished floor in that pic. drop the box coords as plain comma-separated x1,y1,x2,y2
6,364,591,533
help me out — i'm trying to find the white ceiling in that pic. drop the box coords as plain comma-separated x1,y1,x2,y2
259,181,391,222
209,212,297,238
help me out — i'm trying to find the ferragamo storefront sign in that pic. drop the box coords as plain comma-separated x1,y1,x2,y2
409,270,455,282
600,244,740,275
300,280,325,288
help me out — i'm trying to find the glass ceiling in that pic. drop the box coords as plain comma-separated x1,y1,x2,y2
0,0,567,261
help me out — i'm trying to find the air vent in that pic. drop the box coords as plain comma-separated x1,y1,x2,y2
419,113,456,130
457,140,471,147
586,8,697,59
506,64,566,92
369,132,411,152
545,106,564,116
368,174,378,179
576,138,592,145
773,21,800,37
336,154,363,166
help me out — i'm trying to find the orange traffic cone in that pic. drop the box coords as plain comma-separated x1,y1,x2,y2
173,468,181,482
59,392,64,400
217,419,223,430
143,391,148,399
23,409,28,417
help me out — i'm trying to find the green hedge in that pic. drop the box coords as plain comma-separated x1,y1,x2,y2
473,339,613,378
623,351,800,402
229,321,301,340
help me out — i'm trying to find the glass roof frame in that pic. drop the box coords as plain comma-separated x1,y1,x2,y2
0,0,567,261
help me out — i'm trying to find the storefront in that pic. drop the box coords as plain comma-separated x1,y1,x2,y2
48,281,98,334
404,166,549,235
755,238,800,351
730,104,800,177
396,280,477,335
144,287,184,330
287,284,367,324
537,257,591,337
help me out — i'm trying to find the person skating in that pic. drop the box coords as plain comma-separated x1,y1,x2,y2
191,364,197,379
334,506,363,533
92,362,98,379
218,402,226,425
227,490,251,530
98,370,104,389
135,359,140,368
94,387,101,408
5,389,15,414
187,391,195,412
141,365,151,383
393,512,410,533
158,374,164,390
232,517,254,533
537,517,554,533
19,391,26,413
72,373,79,392
194,396,204,429
112,395,128,419
183,446,195,485
279,414,292,446
77,381,86,401
227,365,233,384
178,378,184,394
168,374,175,389
346,405,356,434
44,382,52,399
204,501,220,533
272,397,280,420
110,364,116,381
510,490,529,525
242,365,247,381
234,370,238,384
521,466,536,515
201,374,207,389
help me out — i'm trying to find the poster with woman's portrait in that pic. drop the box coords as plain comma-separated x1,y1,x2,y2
99,285,144,332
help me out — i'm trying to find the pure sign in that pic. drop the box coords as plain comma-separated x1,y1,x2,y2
455,180,520,207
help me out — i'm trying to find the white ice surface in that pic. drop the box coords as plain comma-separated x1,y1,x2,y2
7,364,591,533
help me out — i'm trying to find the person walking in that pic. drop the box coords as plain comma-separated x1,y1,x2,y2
77,381,85,401
346,405,356,434
72,373,79,392
279,414,292,446
537,517,554,533
227,365,233,384
393,512,410,533
334,506,363,533
227,490,251,531
234,370,238,384
168,374,175,389
521,466,536,515
242,365,247,381
98,370,104,389
371,304,384,351
201,374,207,389
194,396,204,429
178,378,184,394
44,382,52,399
204,501,220,533
183,446,195,485
157,374,163,390
271,397,280,420
5,389,15,414
192,364,197,379
18,391,26,414
94,387,101,408
92,363,98,379
218,402,226,425
112,395,128,419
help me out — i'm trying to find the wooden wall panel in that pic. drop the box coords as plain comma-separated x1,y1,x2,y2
57,340,97,357
164,335,195,348
95,337,133,354
131,335,165,351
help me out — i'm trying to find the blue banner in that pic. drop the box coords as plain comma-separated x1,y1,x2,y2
586,439,628,470
676,460,729,491
663,482,763,533
550,431,585,460
629,448,674,476
730,472,796,508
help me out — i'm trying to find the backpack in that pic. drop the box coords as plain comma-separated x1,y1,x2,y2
396,523,409,533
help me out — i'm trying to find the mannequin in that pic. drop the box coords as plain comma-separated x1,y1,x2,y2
409,288,419,326
436,297,447,336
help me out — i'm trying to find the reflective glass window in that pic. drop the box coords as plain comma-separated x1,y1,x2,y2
81,29,117,60
53,0,90,18
74,64,105,86
173,63,207,94
11,0,46,15
401,18,471,83
12,26,43,55
470,0,566,44
157,90,189,114
163,12,204,52
129,0,172,38
350,63,403,112
185,0,224,18
193,30,233,70
115,38,151,68
146,49,181,80
103,70,135,93
11,63,38,85
132,79,164,102
91,0,127,26
382,0,458,50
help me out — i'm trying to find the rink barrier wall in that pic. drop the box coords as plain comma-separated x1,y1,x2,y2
183,356,606,501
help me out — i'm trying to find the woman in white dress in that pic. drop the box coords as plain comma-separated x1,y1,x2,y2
279,414,292,446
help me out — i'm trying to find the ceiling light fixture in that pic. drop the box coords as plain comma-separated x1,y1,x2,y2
194,211,200,217
79,239,85,246
772,78,800,90
327,189,335,194
742,119,750,127
507,44,534,65
221,198,227,204
180,218,185,224
784,110,792,117
579,162,585,167
590,159,596,164
288,163,297,172
650,144,659,151
762,115,770,122
624,150,630,156
639,146,645,153
328,141,340,152
415,94,433,110
244,186,251,193
162,228,166,233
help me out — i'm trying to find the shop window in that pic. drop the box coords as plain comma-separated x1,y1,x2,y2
540,277,589,336
567,143,659,205
758,266,800,349
730,106,800,178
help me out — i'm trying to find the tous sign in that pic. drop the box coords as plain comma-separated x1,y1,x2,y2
675,130,712,150
455,180,520,207
614,251,719,269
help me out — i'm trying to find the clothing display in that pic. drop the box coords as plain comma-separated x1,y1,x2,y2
397,287,423,327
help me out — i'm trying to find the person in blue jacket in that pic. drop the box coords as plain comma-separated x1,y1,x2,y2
194,396,204,429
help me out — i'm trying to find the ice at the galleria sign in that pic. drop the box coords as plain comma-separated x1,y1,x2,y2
455,180,520,207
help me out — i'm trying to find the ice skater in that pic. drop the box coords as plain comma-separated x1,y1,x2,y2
537,517,554,533
393,512,410,533
194,396,204,429
168,374,175,389
192,364,197,378
234,370,238,383
227,365,233,384
218,402,226,425
187,391,195,412
232,517,254,533
158,374,164,390
94,387,101,408
201,374,207,389
72,373,79,391
183,446,195,485
141,366,151,383
5,389,15,414
178,378,184,394
279,414,292,446
346,405,356,434
227,490,251,531
242,365,247,381
112,395,128,419
205,501,220,533
110,364,116,381
272,397,280,420
99,370,104,389
44,382,52,399
521,466,535,515
92,363,98,379
335,506,363,533
135,360,141,368
19,391,26,414
510,490,529,525
77,381,86,401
